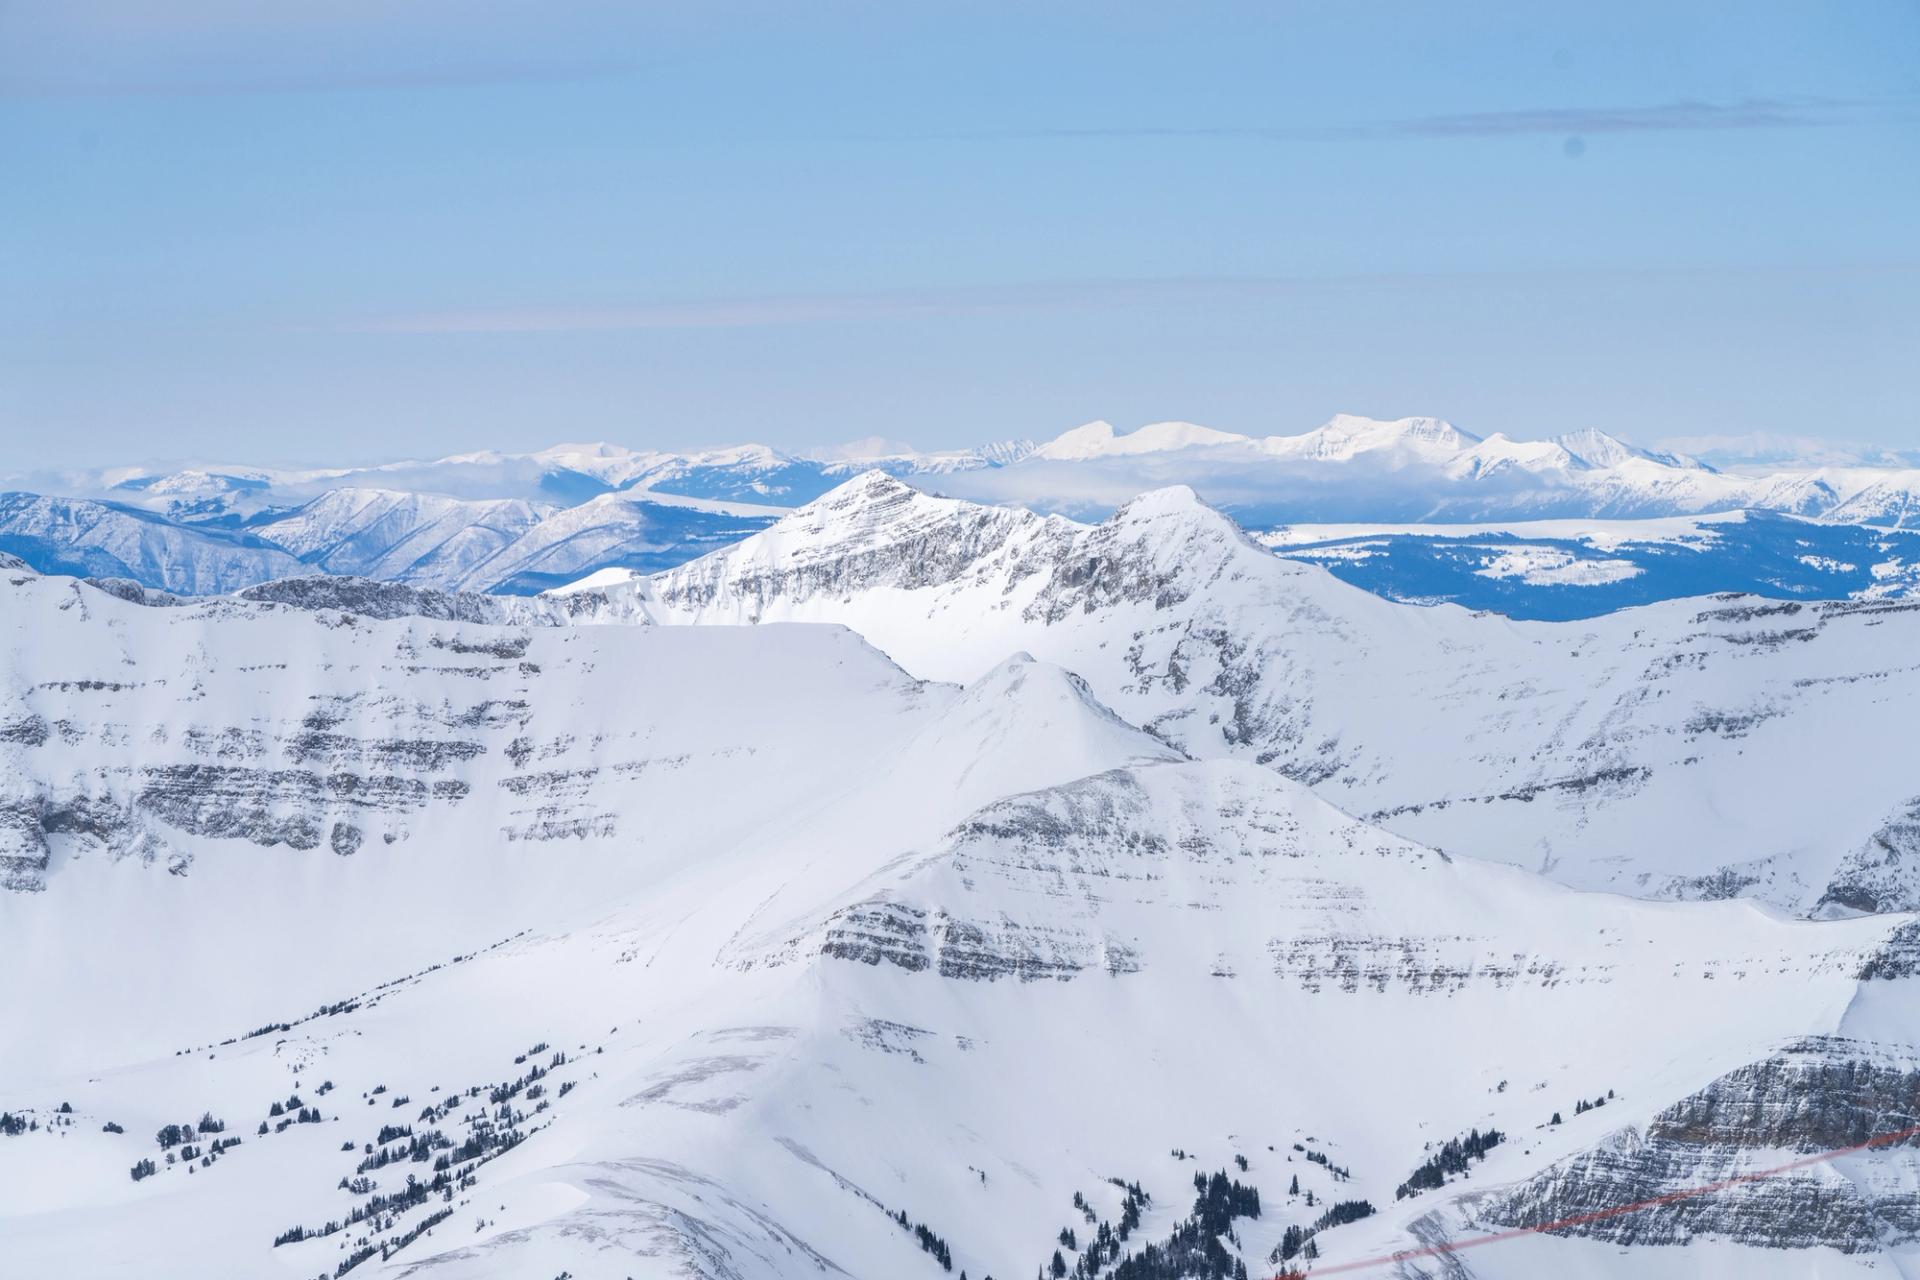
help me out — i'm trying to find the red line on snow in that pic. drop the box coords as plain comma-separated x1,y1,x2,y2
1271,1121,1920,1279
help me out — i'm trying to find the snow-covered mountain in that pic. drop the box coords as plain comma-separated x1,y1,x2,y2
616,472,1920,917
0,491,309,594
4,553,1919,1279
250,489,558,584
937,415,1920,528
8,417,1920,611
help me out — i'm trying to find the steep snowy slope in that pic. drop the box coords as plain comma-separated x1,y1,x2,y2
634,474,1920,915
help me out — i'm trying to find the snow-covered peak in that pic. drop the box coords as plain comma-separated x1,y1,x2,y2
1553,428,1639,470
547,565,645,595
1109,483,1217,522
1032,420,1250,461
1103,486,1285,568
1030,420,1117,460
889,652,1182,815
1553,427,1712,473
1266,414,1480,463
800,468,923,515
1446,433,1580,480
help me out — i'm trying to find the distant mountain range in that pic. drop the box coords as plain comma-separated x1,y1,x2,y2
4,416,1917,612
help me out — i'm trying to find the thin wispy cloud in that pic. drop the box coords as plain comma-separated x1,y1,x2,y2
896,96,1879,144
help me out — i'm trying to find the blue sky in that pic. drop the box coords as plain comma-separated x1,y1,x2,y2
2,1,1916,469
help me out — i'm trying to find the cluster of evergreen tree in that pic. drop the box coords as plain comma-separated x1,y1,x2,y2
1394,1128,1504,1199
334,1243,378,1277
0,1111,29,1137
1276,1199,1375,1263
1573,1090,1614,1116
129,1157,157,1181
374,1207,453,1265
1050,1170,1259,1280
275,1169,456,1251
890,1208,952,1271
357,1126,450,1173
1190,1170,1261,1238
1108,1179,1150,1237
1301,1148,1350,1180
1275,1225,1318,1264
433,1116,525,1170
485,1054,554,1107
1051,1181,1153,1277
1314,1199,1375,1230
1100,1222,1247,1280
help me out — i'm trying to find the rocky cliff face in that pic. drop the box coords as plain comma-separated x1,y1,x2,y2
1818,796,1920,916
232,574,641,626
1469,1037,1920,1252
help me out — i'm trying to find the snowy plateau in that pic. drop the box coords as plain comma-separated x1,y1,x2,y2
4,444,1920,1279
